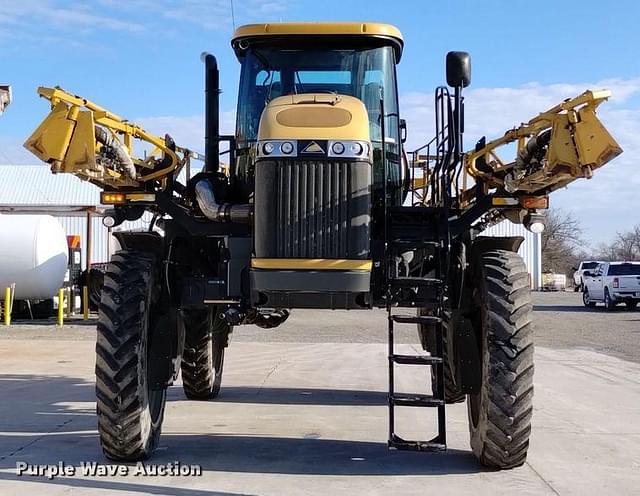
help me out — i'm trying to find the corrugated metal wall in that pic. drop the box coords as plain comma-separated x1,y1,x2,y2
57,214,153,269
481,220,542,289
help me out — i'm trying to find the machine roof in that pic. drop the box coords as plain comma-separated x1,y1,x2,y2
0,165,99,207
231,22,404,61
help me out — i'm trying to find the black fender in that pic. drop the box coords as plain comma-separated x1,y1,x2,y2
112,231,165,260
471,235,523,257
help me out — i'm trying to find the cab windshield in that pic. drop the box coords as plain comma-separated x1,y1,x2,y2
236,45,399,146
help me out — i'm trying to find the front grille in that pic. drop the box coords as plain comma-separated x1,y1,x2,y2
254,159,371,260
277,160,349,258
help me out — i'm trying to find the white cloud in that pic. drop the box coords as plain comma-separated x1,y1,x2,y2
137,110,236,154
0,1,145,38
96,0,289,31
0,0,289,43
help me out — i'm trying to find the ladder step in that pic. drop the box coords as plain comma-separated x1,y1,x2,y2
391,277,441,288
390,393,444,407
390,354,442,365
389,434,446,452
391,314,441,325
391,240,440,249
394,301,439,309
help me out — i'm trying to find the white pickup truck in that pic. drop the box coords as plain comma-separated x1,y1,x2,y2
582,261,640,310
573,261,604,291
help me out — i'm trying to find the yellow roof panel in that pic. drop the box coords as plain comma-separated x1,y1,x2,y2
232,22,403,59
233,22,402,41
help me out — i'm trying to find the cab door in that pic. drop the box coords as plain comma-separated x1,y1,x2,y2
591,263,605,300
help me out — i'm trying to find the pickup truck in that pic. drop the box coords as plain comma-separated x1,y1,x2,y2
582,261,640,310
573,260,604,291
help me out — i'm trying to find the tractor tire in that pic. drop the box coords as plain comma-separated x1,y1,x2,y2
467,250,534,469
181,308,229,400
95,251,167,461
419,309,465,404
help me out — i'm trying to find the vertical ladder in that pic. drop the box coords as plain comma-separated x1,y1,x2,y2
386,222,447,451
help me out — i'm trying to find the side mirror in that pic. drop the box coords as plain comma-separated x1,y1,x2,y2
399,119,407,143
446,51,471,88
583,271,593,277
572,267,578,271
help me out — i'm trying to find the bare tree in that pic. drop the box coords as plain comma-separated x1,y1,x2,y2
541,209,583,274
593,224,640,261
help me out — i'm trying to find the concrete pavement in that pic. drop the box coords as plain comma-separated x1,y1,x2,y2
1,336,639,495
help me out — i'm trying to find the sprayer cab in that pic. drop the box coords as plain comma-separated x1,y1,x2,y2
226,23,406,308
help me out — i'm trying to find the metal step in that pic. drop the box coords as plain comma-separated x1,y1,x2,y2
389,434,446,452
390,277,441,288
390,314,441,325
389,393,444,407
393,301,439,309
390,354,442,365
391,239,440,249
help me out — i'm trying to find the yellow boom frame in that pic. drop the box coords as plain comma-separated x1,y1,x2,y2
462,89,622,198
24,86,195,188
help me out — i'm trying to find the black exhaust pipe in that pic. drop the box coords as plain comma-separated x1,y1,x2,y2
202,52,220,173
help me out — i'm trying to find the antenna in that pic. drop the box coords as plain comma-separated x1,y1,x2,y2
230,0,236,30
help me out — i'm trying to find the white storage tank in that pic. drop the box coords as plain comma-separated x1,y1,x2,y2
0,214,68,299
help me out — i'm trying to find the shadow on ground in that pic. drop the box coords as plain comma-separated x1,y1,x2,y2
167,386,390,406
533,305,596,313
0,374,484,482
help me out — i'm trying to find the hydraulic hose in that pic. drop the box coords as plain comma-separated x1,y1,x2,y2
515,129,552,171
94,126,137,180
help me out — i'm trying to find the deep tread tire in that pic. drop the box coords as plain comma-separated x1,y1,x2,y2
181,308,229,400
95,251,167,461
468,250,534,469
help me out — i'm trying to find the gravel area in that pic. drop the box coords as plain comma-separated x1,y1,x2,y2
532,291,640,364
2,291,638,362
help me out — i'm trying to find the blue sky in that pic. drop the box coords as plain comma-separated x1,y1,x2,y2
1,0,639,245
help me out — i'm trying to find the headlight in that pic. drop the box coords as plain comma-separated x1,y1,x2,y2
280,141,294,154
524,212,546,233
328,140,369,159
349,142,363,155
331,142,345,155
102,215,116,228
257,140,297,158
263,142,275,155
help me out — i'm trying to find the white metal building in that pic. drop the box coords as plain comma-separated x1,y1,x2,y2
0,165,149,268
0,164,542,287
482,220,542,290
